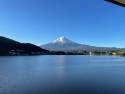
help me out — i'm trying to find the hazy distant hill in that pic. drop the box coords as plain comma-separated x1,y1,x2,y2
0,36,49,55
41,36,125,52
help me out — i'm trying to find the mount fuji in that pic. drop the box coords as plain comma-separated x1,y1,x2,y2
41,36,122,52
41,36,83,51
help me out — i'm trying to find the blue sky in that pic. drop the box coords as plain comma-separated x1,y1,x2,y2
0,0,125,47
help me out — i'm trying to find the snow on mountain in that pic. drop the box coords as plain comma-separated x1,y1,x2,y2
52,36,74,44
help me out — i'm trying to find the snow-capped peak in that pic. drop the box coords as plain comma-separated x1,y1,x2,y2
52,36,73,44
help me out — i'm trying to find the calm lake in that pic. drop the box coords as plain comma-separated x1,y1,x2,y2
0,55,125,94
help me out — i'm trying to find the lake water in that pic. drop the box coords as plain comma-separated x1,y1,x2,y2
0,55,125,94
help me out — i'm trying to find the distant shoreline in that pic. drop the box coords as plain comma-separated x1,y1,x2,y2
0,54,124,57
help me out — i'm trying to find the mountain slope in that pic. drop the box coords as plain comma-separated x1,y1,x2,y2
41,36,84,51
41,36,94,51
41,36,123,52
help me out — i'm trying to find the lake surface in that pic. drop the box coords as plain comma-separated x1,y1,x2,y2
0,55,125,94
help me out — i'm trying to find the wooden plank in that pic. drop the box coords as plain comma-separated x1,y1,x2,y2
105,0,125,7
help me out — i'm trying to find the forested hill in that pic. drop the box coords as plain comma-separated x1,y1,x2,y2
0,36,49,55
